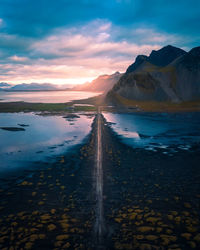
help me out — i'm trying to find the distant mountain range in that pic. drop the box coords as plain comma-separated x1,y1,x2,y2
0,82,12,88
108,45,200,103
0,83,73,91
72,72,122,93
0,73,122,92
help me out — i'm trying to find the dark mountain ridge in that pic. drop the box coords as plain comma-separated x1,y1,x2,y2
126,45,186,74
108,45,200,103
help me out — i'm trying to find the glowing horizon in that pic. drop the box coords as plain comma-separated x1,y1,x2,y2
3,77,97,86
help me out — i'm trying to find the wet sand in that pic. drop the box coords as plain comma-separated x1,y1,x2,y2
0,113,200,249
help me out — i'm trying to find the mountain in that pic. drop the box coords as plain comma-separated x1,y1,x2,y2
148,45,187,67
0,82,11,87
126,45,186,73
73,72,123,93
10,83,57,91
108,45,200,104
7,83,72,91
0,82,12,90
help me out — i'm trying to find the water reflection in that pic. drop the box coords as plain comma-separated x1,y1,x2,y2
0,112,94,172
103,112,200,153
0,91,101,103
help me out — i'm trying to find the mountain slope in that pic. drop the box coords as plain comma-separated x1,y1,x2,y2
108,45,200,104
73,72,123,93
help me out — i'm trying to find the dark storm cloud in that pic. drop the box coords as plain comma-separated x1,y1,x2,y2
0,0,199,40
0,0,106,37
0,33,32,54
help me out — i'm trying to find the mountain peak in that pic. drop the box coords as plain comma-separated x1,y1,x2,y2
126,45,186,74
126,55,148,73
150,44,183,53
149,45,186,67
176,46,200,71
113,71,121,75
188,46,200,57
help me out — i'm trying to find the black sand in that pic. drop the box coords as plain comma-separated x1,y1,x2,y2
0,113,200,249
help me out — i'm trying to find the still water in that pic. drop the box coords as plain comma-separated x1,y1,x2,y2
0,91,101,103
103,112,200,153
0,112,93,172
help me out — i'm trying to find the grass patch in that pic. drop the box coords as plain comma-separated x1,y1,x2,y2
107,91,200,112
0,102,96,113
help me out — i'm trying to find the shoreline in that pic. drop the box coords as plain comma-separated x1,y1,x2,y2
1,100,200,113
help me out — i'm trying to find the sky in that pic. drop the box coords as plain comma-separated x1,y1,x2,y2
0,0,199,85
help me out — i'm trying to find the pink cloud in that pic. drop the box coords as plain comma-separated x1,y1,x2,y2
1,21,174,84
9,55,28,62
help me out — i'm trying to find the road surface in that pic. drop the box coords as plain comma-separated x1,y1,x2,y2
95,107,105,248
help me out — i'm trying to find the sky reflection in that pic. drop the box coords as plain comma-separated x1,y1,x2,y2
0,91,101,103
0,112,94,172
103,112,200,153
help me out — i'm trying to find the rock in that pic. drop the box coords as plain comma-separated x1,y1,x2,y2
0,127,25,131
63,114,80,119
18,124,29,127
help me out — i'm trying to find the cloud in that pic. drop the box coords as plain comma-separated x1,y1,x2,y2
0,0,199,42
8,55,28,63
0,0,107,38
30,20,178,64
0,33,33,61
0,21,166,84
0,0,199,84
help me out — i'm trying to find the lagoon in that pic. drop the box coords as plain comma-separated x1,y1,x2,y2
103,112,200,153
0,112,94,173
0,90,101,103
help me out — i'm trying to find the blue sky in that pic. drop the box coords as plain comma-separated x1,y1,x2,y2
0,0,199,84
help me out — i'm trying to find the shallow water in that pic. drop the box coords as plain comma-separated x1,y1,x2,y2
103,112,200,153
0,90,101,103
0,112,93,172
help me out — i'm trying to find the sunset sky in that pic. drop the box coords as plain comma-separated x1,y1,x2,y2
0,0,200,85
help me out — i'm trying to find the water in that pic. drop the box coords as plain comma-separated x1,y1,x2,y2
0,112,94,173
103,112,200,153
0,91,101,103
